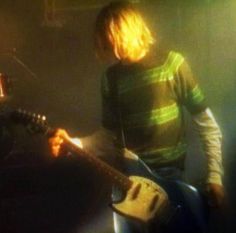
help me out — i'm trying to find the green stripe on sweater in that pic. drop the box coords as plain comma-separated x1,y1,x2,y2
124,103,180,128
117,52,184,94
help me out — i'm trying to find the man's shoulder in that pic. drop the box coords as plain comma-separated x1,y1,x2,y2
142,48,184,69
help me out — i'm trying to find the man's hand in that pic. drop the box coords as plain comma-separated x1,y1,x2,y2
48,128,70,157
207,183,226,208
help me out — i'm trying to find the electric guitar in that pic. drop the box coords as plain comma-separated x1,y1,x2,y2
12,109,208,233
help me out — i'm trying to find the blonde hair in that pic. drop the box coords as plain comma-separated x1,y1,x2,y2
95,1,154,62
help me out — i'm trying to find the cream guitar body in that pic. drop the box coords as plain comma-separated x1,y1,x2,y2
112,176,168,222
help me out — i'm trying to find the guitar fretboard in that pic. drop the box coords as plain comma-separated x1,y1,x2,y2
64,137,133,191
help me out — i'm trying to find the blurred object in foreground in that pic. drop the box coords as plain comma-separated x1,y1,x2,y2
0,73,12,101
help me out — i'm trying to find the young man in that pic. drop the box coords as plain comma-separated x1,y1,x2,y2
49,1,224,231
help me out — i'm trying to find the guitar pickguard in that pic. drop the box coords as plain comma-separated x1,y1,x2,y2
112,176,169,222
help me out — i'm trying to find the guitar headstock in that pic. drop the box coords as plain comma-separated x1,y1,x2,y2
12,108,49,135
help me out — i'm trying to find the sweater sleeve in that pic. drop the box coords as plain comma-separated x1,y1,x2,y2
175,54,207,114
174,53,223,185
192,108,223,186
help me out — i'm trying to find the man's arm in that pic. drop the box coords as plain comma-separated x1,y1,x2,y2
176,54,225,207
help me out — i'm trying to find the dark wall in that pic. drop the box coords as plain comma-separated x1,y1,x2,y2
0,0,103,135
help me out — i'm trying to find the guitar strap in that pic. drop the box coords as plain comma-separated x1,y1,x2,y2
106,65,127,149
106,65,128,171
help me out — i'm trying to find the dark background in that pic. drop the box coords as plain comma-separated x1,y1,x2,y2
0,0,235,232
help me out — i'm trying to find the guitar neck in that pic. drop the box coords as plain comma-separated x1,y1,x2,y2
63,137,132,191
12,109,132,192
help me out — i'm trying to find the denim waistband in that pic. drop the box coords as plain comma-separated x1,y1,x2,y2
153,166,184,180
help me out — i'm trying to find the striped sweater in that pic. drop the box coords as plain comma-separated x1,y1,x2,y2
101,51,206,169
